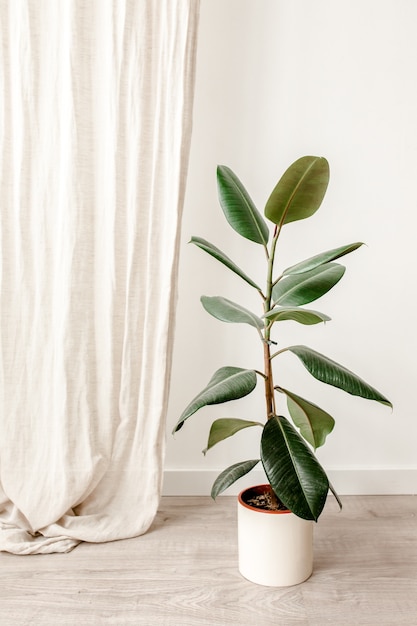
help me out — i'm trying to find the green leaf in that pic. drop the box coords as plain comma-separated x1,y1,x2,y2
203,418,262,454
283,242,364,276
279,387,335,449
261,415,329,521
264,156,329,226
287,345,392,407
273,263,345,306
173,367,257,433
201,296,264,330
217,165,269,245
264,307,330,325
190,237,261,290
211,459,260,499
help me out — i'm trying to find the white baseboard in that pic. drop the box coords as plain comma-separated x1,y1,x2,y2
162,468,417,496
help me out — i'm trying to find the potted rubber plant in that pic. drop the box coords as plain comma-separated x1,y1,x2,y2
172,156,391,586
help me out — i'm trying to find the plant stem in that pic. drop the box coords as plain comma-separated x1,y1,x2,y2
269,347,287,360
263,224,281,420
263,337,275,418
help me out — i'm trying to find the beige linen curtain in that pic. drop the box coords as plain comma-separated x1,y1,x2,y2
0,0,199,554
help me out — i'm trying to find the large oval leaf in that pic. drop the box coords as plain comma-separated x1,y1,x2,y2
201,296,264,330
173,367,257,432
283,242,364,276
261,415,329,521
287,345,392,407
211,459,260,499
217,166,269,245
190,237,261,290
264,156,329,226
278,387,335,449
272,263,345,306
203,418,262,454
264,307,330,325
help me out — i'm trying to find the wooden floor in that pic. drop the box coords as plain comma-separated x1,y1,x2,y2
1,495,416,625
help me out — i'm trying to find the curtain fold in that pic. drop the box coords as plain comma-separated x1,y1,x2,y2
0,0,200,554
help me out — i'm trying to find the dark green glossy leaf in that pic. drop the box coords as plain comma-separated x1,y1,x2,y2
279,387,335,449
261,415,329,520
287,345,392,407
211,459,260,499
217,165,269,245
173,367,257,433
264,156,329,226
203,418,262,454
190,237,261,290
201,296,264,330
283,242,364,276
273,263,345,306
264,307,330,325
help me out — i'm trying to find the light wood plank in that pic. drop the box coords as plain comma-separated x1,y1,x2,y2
0,496,416,625
303,495,417,626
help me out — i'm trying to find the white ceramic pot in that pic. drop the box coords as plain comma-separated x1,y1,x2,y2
237,484,314,587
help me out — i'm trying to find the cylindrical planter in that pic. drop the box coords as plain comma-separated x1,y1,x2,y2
237,484,314,587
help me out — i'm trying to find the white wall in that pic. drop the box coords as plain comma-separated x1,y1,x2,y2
164,0,417,496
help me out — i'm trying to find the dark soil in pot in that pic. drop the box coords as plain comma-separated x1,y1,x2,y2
242,484,288,512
